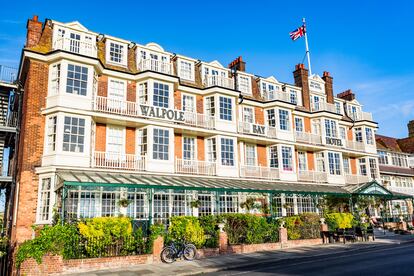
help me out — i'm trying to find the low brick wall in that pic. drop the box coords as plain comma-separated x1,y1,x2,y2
18,230,325,275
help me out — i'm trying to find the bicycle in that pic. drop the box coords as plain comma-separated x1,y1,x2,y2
160,240,197,263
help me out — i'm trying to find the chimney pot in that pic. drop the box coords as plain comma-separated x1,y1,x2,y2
323,71,330,77
33,15,39,22
228,56,246,72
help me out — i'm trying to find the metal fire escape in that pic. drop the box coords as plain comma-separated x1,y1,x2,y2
0,65,19,232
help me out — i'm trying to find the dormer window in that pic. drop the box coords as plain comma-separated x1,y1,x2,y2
178,59,194,81
106,40,128,66
238,75,251,94
289,89,297,105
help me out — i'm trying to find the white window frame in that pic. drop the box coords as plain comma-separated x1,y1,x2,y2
220,137,235,166
278,108,291,131
152,127,170,161
238,75,251,94
297,151,307,171
294,116,304,132
245,144,257,166
36,175,56,224
182,93,196,113
183,136,197,160
177,58,195,81
219,96,233,121
106,39,128,66
106,125,126,155
242,106,254,123
327,152,342,175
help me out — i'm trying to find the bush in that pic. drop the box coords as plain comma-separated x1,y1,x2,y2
198,215,219,248
16,223,78,268
221,214,279,245
167,216,205,248
282,213,321,240
324,213,354,231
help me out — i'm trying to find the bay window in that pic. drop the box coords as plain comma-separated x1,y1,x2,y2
267,109,276,127
365,128,374,145
205,96,215,117
316,152,325,172
137,128,147,156
281,146,293,171
328,152,341,175
269,146,279,168
138,82,148,104
279,109,290,131
153,82,170,108
66,64,88,96
220,138,234,166
153,128,169,160
325,119,337,137
343,157,350,174
63,116,85,153
355,127,363,142
245,144,256,166
289,89,297,104
378,151,389,165
47,116,57,153
369,158,378,179
206,138,217,162
219,96,232,121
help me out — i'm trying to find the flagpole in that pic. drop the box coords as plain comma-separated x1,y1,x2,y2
303,18,312,76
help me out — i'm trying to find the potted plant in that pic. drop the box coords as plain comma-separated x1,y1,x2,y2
118,198,131,208
190,199,201,208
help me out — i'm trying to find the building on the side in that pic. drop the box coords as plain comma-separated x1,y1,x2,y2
376,121,414,219
9,15,412,245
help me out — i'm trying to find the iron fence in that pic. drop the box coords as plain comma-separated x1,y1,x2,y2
65,234,150,259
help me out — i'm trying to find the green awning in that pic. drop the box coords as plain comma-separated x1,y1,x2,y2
56,170,413,199
56,170,349,196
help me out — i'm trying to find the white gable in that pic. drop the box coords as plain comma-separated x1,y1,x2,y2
146,42,164,52
264,76,279,84
64,21,89,32
208,60,225,68
309,74,325,83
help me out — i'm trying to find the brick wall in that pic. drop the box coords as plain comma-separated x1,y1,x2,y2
254,107,264,125
307,152,315,171
347,128,353,141
350,157,357,174
175,133,182,159
127,81,136,102
196,95,203,113
257,145,267,166
13,60,49,244
322,72,334,104
174,90,182,110
293,64,310,110
95,124,106,152
126,127,135,154
98,75,108,97
304,117,311,132
197,136,205,161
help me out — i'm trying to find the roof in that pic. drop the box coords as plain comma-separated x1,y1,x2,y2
376,134,414,154
379,165,414,176
55,170,413,199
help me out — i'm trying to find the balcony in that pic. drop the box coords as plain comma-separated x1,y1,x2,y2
345,174,370,184
297,170,328,183
0,112,18,129
240,165,280,180
93,96,215,129
311,102,342,115
92,151,146,171
349,111,373,122
203,75,234,90
138,59,173,75
388,186,414,196
175,158,216,176
295,131,322,145
262,90,297,104
53,37,97,57
0,65,17,84
346,140,365,151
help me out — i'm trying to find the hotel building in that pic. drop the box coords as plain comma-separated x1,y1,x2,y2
11,16,405,244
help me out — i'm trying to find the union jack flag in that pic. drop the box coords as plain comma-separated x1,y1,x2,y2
289,25,306,41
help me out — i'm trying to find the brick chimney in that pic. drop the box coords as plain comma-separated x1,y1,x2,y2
293,64,310,110
337,89,355,101
322,71,334,104
408,120,414,138
26,15,43,48
228,56,246,72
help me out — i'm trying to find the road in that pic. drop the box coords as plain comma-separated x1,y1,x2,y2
205,243,414,276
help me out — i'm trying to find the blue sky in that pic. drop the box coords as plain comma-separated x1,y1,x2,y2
0,0,413,137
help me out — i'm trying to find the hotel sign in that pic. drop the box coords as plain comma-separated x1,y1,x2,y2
325,137,343,146
140,105,185,122
252,124,266,135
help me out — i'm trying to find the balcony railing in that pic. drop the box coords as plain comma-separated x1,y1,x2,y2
0,112,18,128
240,165,280,180
175,158,216,176
297,170,328,183
138,59,173,75
346,140,365,151
345,174,370,184
93,96,215,129
203,75,234,89
93,151,146,171
295,131,322,145
349,111,373,122
311,102,342,114
0,65,17,84
53,37,97,57
262,90,297,104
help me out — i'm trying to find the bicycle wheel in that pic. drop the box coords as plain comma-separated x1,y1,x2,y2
183,244,197,261
161,247,176,263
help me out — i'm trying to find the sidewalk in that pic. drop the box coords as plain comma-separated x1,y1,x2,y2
67,232,414,276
